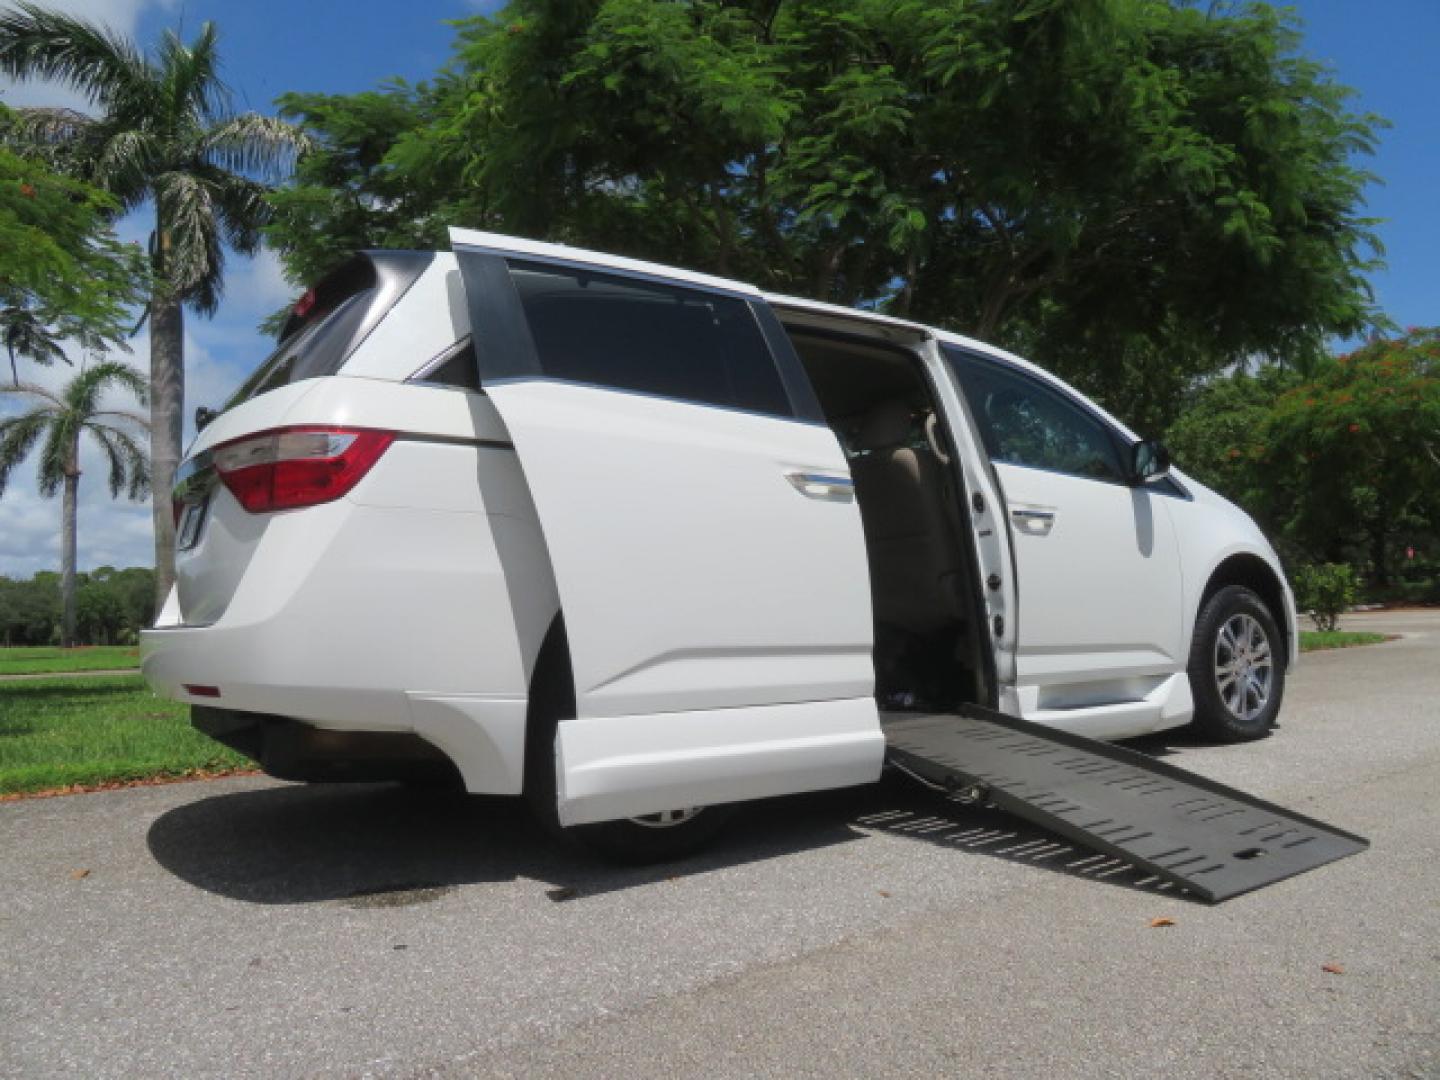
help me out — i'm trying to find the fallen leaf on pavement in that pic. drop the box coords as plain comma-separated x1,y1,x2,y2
1149,916,1176,928
1322,963,1345,975
69,868,90,880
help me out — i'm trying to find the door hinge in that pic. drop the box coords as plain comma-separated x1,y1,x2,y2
986,573,1002,591
992,614,1005,637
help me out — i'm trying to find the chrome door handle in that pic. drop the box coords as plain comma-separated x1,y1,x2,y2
1010,506,1056,535
784,471,855,503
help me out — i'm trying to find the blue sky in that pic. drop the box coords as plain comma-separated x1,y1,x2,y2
0,0,1435,575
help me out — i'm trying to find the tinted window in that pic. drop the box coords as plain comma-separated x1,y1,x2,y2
946,348,1127,484
226,289,377,408
507,262,792,417
412,338,482,392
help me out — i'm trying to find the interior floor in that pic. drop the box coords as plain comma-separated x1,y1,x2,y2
788,329,989,713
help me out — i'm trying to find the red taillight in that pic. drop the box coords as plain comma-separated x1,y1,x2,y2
293,287,318,320
212,426,395,513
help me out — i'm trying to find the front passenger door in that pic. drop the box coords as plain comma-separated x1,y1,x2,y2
945,348,1184,718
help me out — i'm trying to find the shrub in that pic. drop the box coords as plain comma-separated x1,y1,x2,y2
1293,563,1358,632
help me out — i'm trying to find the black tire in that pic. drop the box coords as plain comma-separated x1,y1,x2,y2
1187,585,1286,742
524,620,733,864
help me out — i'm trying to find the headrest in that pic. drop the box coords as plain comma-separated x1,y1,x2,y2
857,400,913,450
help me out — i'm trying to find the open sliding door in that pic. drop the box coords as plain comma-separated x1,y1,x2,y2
451,229,884,824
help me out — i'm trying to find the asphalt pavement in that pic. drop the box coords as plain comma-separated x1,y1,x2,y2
2,610,1437,1079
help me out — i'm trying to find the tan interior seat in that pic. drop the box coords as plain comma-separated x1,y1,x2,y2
848,399,965,633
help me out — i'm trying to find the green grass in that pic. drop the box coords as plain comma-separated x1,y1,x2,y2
0,646,140,675
1300,630,1389,652
0,675,251,795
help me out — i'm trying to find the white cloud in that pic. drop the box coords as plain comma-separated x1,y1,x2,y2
221,245,296,325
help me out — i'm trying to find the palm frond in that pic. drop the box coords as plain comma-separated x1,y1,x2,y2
64,360,149,417
2,105,94,159
198,166,270,253
153,169,223,307
92,127,159,201
34,410,69,497
88,422,149,499
1,306,66,384
160,21,229,127
90,407,150,431
0,406,53,497
1,379,64,409
201,112,311,183
0,2,153,114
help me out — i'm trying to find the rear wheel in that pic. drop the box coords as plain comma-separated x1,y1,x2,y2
524,621,733,864
1187,585,1285,742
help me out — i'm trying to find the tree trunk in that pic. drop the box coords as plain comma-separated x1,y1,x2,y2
150,293,185,611
61,461,79,649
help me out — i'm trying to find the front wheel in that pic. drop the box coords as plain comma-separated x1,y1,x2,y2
1187,585,1286,742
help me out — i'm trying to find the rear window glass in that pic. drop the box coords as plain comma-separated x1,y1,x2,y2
508,261,792,418
224,257,380,409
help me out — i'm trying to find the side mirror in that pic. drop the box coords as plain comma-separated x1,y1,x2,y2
1129,439,1171,484
195,406,217,432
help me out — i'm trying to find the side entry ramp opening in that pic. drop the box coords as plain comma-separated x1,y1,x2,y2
881,708,1368,903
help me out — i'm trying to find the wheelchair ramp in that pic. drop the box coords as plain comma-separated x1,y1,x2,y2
882,708,1367,903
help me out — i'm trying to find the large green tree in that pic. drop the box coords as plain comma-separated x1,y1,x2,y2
0,4,307,605
266,0,1383,433
0,362,148,647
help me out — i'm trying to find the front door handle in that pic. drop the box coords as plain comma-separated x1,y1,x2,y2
1010,506,1056,535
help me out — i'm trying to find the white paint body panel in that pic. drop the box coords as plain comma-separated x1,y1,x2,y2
995,462,1185,710
486,380,874,719
141,232,1297,822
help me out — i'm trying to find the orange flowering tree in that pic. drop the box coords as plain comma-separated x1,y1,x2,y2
1168,329,1440,591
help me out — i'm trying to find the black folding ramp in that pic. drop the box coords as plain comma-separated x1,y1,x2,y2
881,707,1368,903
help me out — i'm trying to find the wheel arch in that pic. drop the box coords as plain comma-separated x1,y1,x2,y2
1198,553,1292,667
523,612,574,800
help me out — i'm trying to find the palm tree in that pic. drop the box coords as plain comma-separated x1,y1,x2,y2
0,362,149,647
1,302,65,387
0,4,307,606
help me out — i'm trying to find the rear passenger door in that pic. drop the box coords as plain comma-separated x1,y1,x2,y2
452,232,880,819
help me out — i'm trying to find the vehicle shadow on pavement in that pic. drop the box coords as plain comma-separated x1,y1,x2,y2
147,772,1199,906
144,780,871,905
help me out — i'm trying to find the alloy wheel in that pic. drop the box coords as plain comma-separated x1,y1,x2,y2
1213,613,1274,723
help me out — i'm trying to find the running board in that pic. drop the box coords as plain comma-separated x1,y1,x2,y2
881,708,1368,903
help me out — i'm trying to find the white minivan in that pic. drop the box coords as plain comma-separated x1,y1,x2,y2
142,229,1297,860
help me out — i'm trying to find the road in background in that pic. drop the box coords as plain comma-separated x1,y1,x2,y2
1,610,1436,1078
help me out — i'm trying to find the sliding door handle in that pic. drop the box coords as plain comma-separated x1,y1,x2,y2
784,471,855,503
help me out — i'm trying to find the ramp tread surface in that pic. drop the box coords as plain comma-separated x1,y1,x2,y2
881,708,1367,902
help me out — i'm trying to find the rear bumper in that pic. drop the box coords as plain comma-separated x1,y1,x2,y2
192,706,459,784
141,603,531,796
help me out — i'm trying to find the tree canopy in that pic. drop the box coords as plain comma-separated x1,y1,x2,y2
0,112,146,384
1167,328,1440,594
264,0,1384,431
